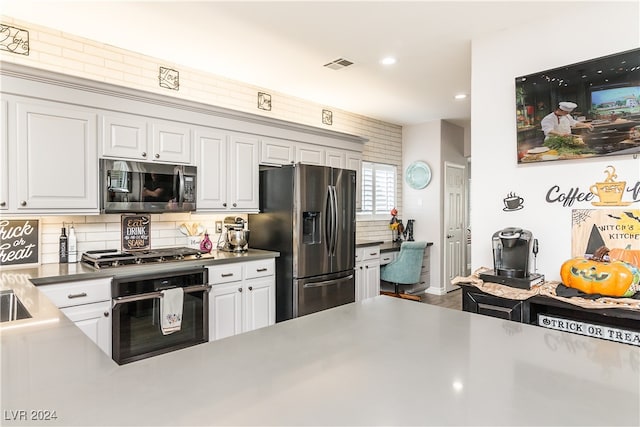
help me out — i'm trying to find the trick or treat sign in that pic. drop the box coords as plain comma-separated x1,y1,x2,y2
571,209,640,257
121,214,150,251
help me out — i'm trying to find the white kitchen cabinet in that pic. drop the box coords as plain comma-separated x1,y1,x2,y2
38,277,112,357
208,259,275,341
346,152,362,210
355,246,381,302
260,137,295,165
0,100,7,211
101,113,192,164
11,97,99,213
196,128,259,212
380,251,398,266
326,149,345,169
295,142,324,165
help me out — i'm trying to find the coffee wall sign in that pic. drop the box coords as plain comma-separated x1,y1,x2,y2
121,214,150,251
0,219,39,266
546,165,639,208
503,192,525,211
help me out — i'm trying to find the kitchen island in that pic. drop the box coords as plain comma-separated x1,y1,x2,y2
2,286,638,425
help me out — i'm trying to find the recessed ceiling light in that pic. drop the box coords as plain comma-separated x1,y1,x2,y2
454,94,467,100
381,57,396,65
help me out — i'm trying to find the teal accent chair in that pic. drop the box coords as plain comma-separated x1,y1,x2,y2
380,241,427,298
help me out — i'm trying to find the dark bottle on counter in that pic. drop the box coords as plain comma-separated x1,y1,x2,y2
59,227,68,263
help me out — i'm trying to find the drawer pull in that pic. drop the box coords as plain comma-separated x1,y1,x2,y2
256,268,268,272
221,273,234,277
67,292,88,299
369,252,378,256
248,286,253,291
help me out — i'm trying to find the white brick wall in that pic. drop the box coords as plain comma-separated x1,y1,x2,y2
0,16,401,262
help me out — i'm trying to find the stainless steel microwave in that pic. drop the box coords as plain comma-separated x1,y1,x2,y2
100,159,196,213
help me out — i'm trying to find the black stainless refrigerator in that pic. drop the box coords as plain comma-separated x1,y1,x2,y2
249,164,356,322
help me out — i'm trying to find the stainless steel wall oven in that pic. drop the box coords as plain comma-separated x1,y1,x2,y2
111,268,209,365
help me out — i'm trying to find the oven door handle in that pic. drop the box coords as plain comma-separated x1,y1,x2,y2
112,284,211,307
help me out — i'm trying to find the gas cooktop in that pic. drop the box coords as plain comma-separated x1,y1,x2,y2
81,247,209,269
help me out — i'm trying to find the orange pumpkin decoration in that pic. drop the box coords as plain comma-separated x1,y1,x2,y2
607,245,640,268
560,249,640,297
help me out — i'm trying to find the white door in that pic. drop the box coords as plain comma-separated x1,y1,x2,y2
61,302,112,357
444,162,466,292
196,128,228,210
364,261,380,299
229,134,259,210
151,119,192,164
101,113,148,160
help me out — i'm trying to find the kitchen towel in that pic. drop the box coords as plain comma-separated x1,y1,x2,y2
160,287,184,335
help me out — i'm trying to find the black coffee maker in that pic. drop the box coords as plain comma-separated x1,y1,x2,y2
479,227,544,289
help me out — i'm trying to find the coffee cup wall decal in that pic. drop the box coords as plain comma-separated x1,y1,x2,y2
591,165,632,206
503,192,524,211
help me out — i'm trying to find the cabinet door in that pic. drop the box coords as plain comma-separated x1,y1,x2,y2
363,260,380,299
228,134,259,211
151,119,192,164
101,113,148,160
326,149,345,169
196,128,228,210
243,277,275,332
296,143,324,165
209,282,243,341
61,301,112,357
355,263,365,302
0,100,7,210
260,138,294,165
15,99,98,211
346,152,362,210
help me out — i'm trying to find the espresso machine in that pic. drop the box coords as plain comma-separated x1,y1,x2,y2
479,227,544,289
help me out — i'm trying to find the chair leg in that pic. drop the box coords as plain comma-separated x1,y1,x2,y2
394,283,399,296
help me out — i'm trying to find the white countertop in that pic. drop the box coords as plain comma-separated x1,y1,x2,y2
2,293,638,426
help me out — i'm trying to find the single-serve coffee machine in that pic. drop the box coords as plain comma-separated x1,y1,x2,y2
221,216,250,252
479,227,544,289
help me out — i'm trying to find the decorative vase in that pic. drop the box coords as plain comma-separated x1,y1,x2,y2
200,233,213,253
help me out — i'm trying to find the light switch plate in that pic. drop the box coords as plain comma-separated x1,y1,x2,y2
215,221,222,233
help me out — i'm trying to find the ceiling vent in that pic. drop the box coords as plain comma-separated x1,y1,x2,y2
324,58,354,70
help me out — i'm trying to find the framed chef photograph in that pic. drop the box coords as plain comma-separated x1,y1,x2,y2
515,48,640,164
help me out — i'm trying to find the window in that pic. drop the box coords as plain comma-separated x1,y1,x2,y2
360,161,396,217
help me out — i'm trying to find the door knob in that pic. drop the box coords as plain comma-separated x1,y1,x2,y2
155,153,160,159
141,152,147,157
447,234,454,238
20,201,27,206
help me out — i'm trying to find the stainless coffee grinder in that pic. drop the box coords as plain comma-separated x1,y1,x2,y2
479,227,544,289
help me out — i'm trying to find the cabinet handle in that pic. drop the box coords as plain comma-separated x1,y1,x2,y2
223,202,227,207
0,201,5,207
256,268,267,272
141,152,147,157
369,253,377,256
103,311,109,317
67,292,88,299
238,287,243,292
248,286,253,291
221,273,234,277
155,153,160,159
365,265,369,269
233,203,237,207
20,200,27,206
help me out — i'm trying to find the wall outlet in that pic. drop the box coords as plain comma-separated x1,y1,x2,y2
215,221,222,233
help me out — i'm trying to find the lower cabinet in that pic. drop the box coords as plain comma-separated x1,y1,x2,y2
355,246,380,302
208,259,275,341
461,285,526,322
38,277,112,356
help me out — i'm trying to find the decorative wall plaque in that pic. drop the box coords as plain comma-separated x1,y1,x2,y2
0,219,39,266
258,92,272,111
322,109,333,125
571,209,640,257
121,214,150,251
159,67,179,90
0,24,29,55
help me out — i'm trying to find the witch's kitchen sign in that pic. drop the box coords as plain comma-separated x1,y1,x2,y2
0,219,39,266
121,214,150,251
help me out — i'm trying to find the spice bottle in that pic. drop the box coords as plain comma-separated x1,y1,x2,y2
68,224,78,263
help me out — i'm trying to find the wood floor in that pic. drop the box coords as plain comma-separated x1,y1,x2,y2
418,288,462,310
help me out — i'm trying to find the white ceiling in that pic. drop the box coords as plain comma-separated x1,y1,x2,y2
1,1,611,126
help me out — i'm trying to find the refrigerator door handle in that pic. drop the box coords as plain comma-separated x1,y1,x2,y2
325,185,333,255
303,274,354,288
330,185,338,257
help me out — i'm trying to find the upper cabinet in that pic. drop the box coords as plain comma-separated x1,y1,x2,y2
260,137,295,165
101,113,192,164
0,100,7,211
196,128,259,212
8,97,99,213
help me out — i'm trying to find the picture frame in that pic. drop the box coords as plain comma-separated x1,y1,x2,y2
515,48,640,164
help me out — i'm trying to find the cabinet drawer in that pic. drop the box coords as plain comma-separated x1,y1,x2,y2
357,246,380,262
380,252,396,265
244,260,275,279
208,264,243,284
462,287,524,322
39,278,112,308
